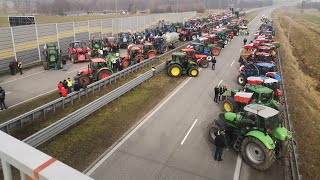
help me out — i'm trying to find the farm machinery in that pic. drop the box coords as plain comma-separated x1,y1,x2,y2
208,104,292,171
42,43,62,70
181,48,209,68
188,42,214,60
165,52,199,77
68,41,91,63
89,37,103,57
118,32,133,48
121,46,145,68
179,28,200,41
74,58,113,86
198,36,222,56
141,43,157,59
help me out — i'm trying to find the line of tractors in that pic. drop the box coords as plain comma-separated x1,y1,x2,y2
208,16,293,171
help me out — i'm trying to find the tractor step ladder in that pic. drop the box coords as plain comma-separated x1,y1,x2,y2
233,135,243,151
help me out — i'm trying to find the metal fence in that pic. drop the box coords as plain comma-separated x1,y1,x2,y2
22,43,188,148
0,11,196,72
0,42,190,135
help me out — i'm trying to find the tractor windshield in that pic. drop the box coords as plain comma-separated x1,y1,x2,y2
260,93,272,104
264,115,280,130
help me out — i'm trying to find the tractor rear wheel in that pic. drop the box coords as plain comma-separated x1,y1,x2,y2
98,69,112,80
122,60,129,68
201,60,209,68
188,67,199,77
237,73,247,86
148,51,156,58
212,47,221,56
134,56,144,63
181,36,187,41
207,121,219,144
168,64,182,77
78,76,91,87
241,137,276,171
43,62,49,70
224,98,236,112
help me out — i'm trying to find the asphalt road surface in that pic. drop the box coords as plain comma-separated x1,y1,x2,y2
86,7,286,180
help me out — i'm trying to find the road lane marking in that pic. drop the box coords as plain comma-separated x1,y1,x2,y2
6,92,11,94
86,76,194,175
231,60,235,66
180,119,198,145
218,79,223,86
0,71,45,85
8,89,57,108
233,154,243,180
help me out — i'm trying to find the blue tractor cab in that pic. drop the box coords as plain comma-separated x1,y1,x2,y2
190,42,213,60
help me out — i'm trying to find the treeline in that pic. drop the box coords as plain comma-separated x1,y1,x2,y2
301,1,320,9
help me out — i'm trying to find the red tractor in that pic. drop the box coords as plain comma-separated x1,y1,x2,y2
181,48,209,68
68,41,92,63
121,47,144,68
74,58,113,86
141,43,157,59
179,28,200,41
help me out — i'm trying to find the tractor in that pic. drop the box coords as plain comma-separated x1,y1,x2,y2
152,36,168,54
68,41,91,63
89,37,103,58
181,48,209,68
223,85,280,113
246,77,283,100
208,104,292,171
188,42,214,60
133,32,144,44
141,43,157,59
237,63,281,86
42,43,62,70
74,58,113,86
179,28,200,41
118,32,133,48
198,36,222,56
121,47,144,68
165,52,199,77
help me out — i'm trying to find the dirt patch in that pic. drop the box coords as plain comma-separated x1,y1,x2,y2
273,8,320,179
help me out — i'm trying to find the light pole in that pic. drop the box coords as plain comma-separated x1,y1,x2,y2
176,0,178,13
115,0,118,34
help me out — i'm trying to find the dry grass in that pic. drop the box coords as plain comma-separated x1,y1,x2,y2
273,8,320,179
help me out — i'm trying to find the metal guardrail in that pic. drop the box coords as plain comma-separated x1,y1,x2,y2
0,42,190,135
276,48,301,179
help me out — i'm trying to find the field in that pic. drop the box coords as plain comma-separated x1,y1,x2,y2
273,7,320,179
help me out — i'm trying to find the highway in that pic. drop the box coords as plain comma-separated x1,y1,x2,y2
85,7,286,180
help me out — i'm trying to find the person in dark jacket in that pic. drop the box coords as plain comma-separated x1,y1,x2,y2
218,85,223,101
214,130,228,161
62,79,68,89
17,60,23,75
243,38,247,45
0,87,7,110
214,85,219,103
211,56,217,70
73,81,81,91
9,62,15,75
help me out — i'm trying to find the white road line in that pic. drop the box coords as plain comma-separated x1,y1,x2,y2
8,89,57,108
218,79,223,86
230,60,235,66
6,92,11,94
86,76,194,175
180,119,198,145
233,154,243,180
0,71,45,85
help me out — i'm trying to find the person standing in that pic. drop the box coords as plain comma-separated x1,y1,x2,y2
17,60,23,75
211,56,217,70
222,86,228,101
73,81,81,91
9,62,15,75
99,47,104,58
214,85,219,103
62,79,68,90
218,85,224,101
0,87,7,110
67,78,73,94
58,81,63,97
214,130,228,161
243,38,247,45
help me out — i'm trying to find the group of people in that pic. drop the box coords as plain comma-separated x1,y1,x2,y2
9,60,23,75
214,84,228,103
57,78,81,97
99,43,120,58
0,87,7,110
239,29,250,36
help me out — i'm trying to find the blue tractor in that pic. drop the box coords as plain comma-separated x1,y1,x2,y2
189,42,214,61
237,62,281,86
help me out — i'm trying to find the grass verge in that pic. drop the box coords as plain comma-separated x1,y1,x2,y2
273,8,320,179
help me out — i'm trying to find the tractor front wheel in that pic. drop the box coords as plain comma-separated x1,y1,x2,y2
122,60,129,68
168,64,182,77
188,67,199,77
212,47,221,56
98,69,112,80
237,74,247,86
241,137,276,171
134,56,144,63
201,60,209,68
207,121,219,144
224,98,236,112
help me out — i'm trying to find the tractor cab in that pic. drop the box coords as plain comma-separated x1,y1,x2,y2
142,43,156,58
118,32,132,48
42,43,62,70
90,37,103,57
129,47,141,60
166,52,199,77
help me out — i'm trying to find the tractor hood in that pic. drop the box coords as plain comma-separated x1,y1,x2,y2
76,48,84,53
272,127,292,141
224,112,242,121
49,55,56,62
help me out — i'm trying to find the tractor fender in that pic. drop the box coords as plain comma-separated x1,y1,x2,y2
245,130,275,150
97,67,111,75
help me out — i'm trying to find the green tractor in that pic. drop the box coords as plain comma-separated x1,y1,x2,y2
165,52,199,77
42,43,62,70
208,104,292,171
90,36,103,58
223,85,280,112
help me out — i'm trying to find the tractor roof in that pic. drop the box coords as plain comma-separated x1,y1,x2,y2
144,42,153,46
255,62,275,67
91,58,106,63
244,104,279,118
258,46,271,50
191,42,204,46
255,52,271,57
181,48,194,52
246,85,273,94
172,52,187,57
131,47,141,50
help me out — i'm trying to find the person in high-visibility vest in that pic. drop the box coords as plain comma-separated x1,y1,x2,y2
67,78,73,94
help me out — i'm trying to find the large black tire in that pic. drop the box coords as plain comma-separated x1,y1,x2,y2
78,76,91,86
168,64,182,77
224,98,236,112
181,36,187,41
201,60,209,68
43,61,49,70
207,121,219,144
98,69,112,80
237,73,247,86
188,67,199,77
241,137,276,171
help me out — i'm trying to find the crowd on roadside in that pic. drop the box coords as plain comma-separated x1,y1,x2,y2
214,84,228,103
9,60,23,75
57,78,81,97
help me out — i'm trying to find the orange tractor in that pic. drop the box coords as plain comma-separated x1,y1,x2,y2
74,58,113,86
68,41,92,63
181,48,209,68
121,46,145,68
141,42,157,59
